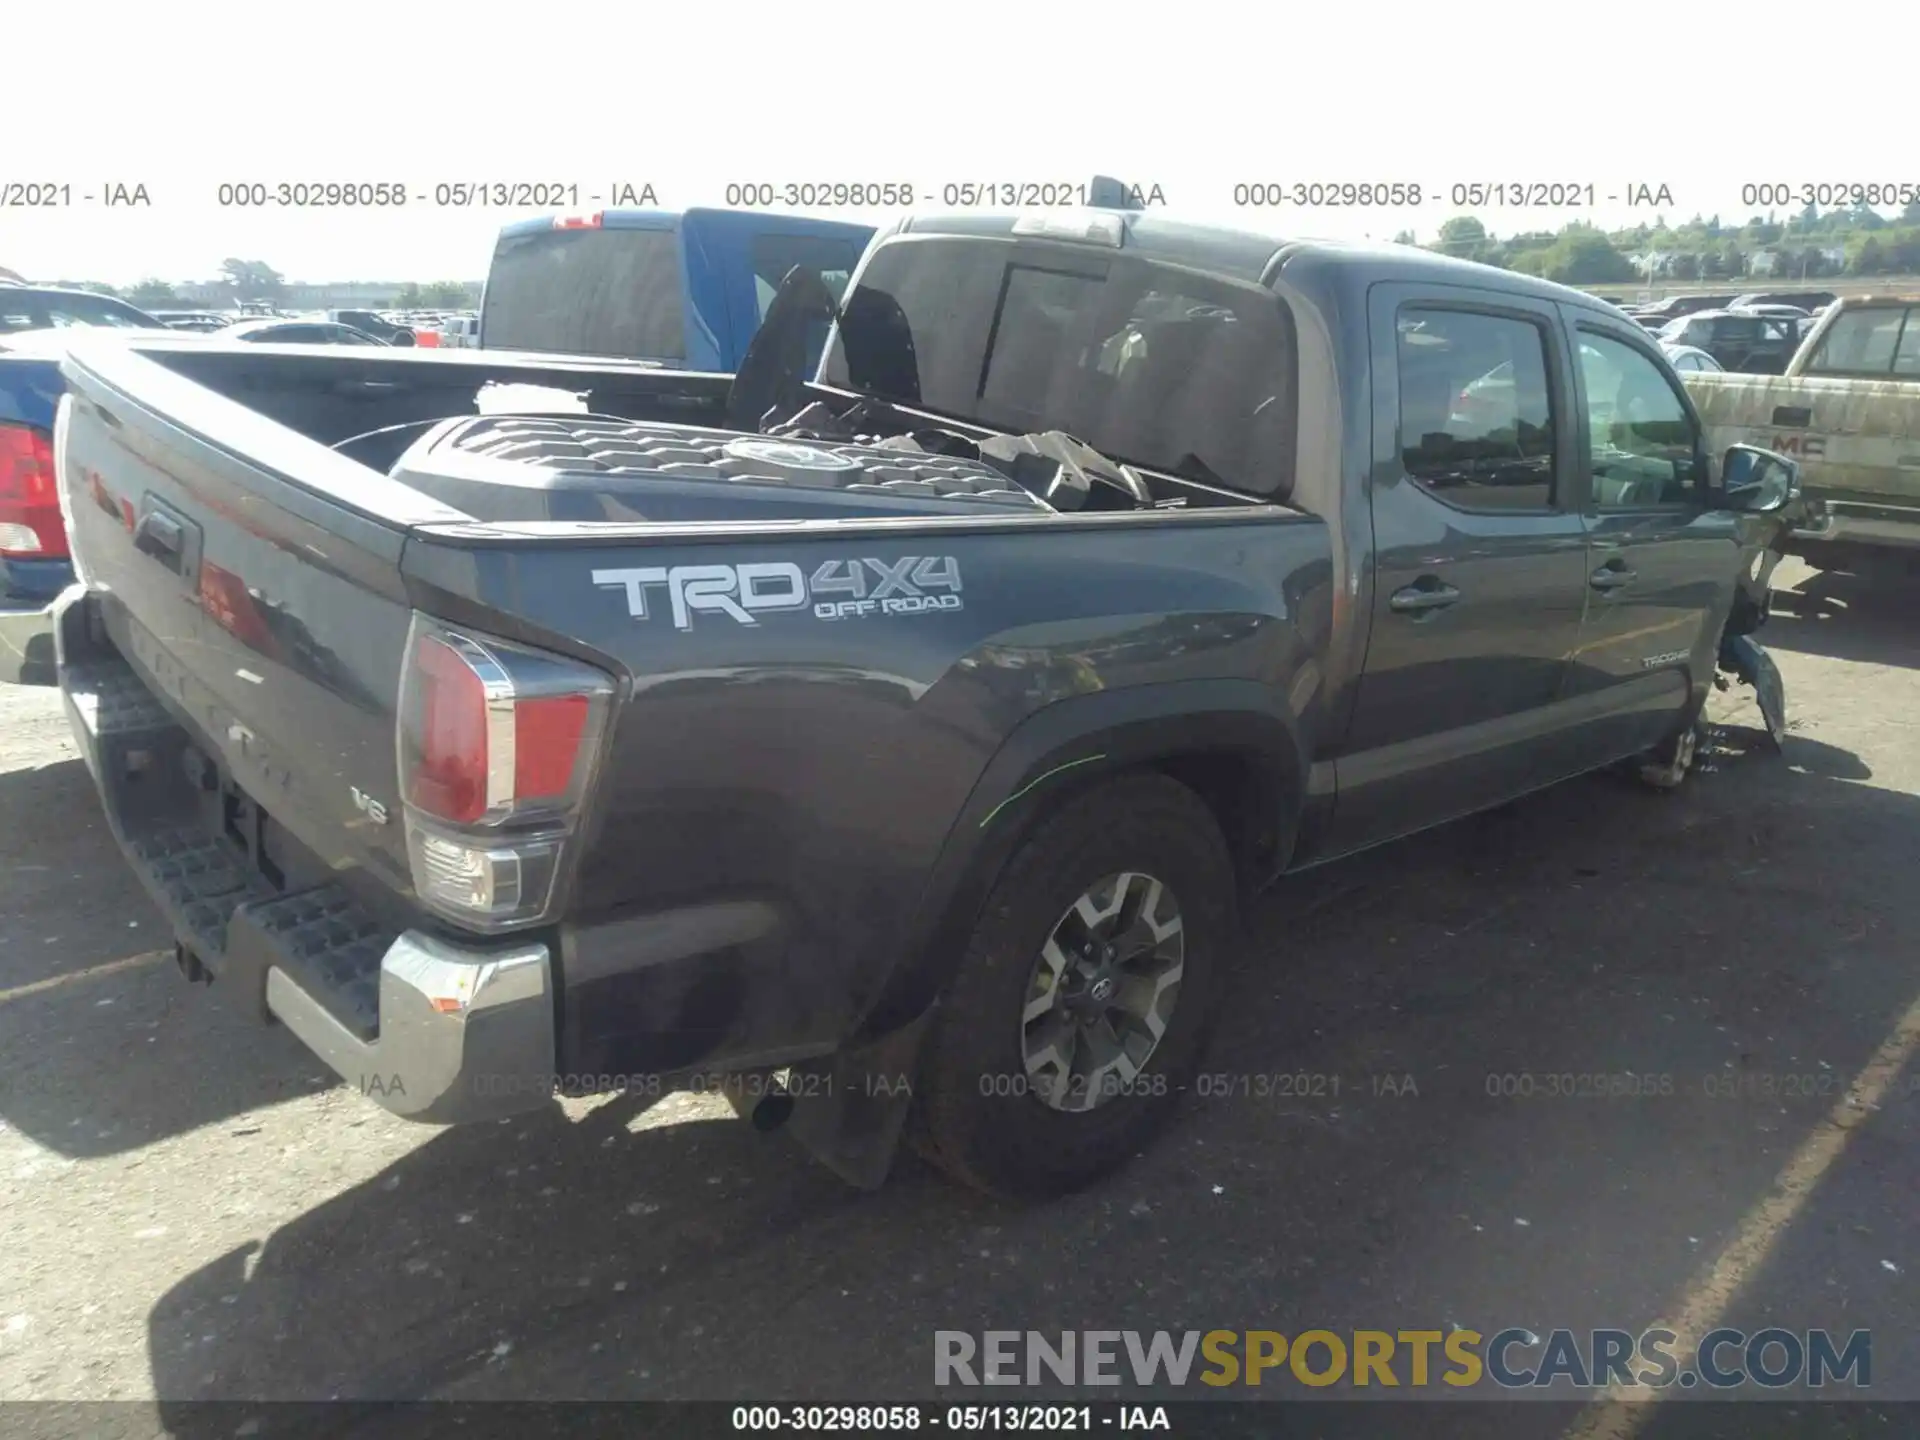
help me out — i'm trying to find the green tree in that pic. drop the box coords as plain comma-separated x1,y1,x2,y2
422,280,472,308
1850,236,1886,275
1540,229,1636,285
1669,252,1700,281
218,258,285,301
1391,229,1417,246
1436,215,1490,261
126,278,178,307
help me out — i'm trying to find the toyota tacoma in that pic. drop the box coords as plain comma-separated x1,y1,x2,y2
49,210,1800,1197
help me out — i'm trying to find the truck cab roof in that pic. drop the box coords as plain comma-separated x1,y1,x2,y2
494,206,877,242
885,210,1623,317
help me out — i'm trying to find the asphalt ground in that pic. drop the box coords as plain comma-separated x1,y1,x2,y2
1,557,1915,1440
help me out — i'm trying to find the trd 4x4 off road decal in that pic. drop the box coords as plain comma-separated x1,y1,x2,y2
593,557,963,630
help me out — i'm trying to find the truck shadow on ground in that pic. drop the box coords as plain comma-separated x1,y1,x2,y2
141,709,1920,1432
0,756,337,1161
1765,561,1920,669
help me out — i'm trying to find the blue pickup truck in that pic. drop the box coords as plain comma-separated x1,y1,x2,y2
0,348,68,684
480,207,875,371
0,217,877,685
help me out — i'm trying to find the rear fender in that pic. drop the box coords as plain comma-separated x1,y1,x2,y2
859,679,1311,1043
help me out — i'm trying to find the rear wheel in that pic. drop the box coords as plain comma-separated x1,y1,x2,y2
914,774,1238,1199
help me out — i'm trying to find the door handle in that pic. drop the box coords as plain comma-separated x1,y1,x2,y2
132,496,202,580
135,511,183,556
1589,565,1636,592
1389,581,1461,614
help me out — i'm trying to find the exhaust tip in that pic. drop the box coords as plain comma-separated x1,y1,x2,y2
751,1092,795,1132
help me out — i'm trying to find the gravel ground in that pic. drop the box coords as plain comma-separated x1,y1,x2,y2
1,558,1915,1440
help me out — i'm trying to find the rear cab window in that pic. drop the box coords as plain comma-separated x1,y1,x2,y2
1806,306,1917,378
822,236,1298,495
750,233,865,320
751,231,866,370
481,224,686,362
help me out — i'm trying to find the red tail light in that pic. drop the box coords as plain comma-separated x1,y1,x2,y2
514,694,591,801
406,633,495,824
551,212,604,229
397,617,614,930
0,422,67,559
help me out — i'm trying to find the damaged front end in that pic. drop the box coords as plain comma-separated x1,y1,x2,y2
1716,447,1822,751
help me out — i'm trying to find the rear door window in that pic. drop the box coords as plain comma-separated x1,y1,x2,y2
824,238,1298,495
1394,308,1559,511
482,226,686,361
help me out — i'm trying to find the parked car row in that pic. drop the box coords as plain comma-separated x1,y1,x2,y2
1615,290,1836,375
1624,289,1839,327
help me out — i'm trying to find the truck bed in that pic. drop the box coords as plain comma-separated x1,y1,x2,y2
53,336,1329,1089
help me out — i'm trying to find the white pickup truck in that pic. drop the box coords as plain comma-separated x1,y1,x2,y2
1683,295,1920,560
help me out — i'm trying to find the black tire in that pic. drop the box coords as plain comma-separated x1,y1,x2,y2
1632,710,1706,791
913,773,1239,1199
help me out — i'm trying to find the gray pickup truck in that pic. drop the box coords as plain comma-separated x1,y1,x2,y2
49,211,1800,1198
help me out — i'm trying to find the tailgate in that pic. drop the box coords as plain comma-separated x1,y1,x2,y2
1686,371,1920,503
54,339,468,915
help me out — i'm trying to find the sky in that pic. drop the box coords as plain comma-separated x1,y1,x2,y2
2,0,1912,286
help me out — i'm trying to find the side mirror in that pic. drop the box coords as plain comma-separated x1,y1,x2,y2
1718,444,1797,514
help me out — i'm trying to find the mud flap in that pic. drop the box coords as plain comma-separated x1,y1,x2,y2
1722,633,1787,751
779,1010,933,1191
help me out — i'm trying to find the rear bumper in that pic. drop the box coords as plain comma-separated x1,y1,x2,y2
56,592,558,1125
1786,498,1920,552
263,930,556,1124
